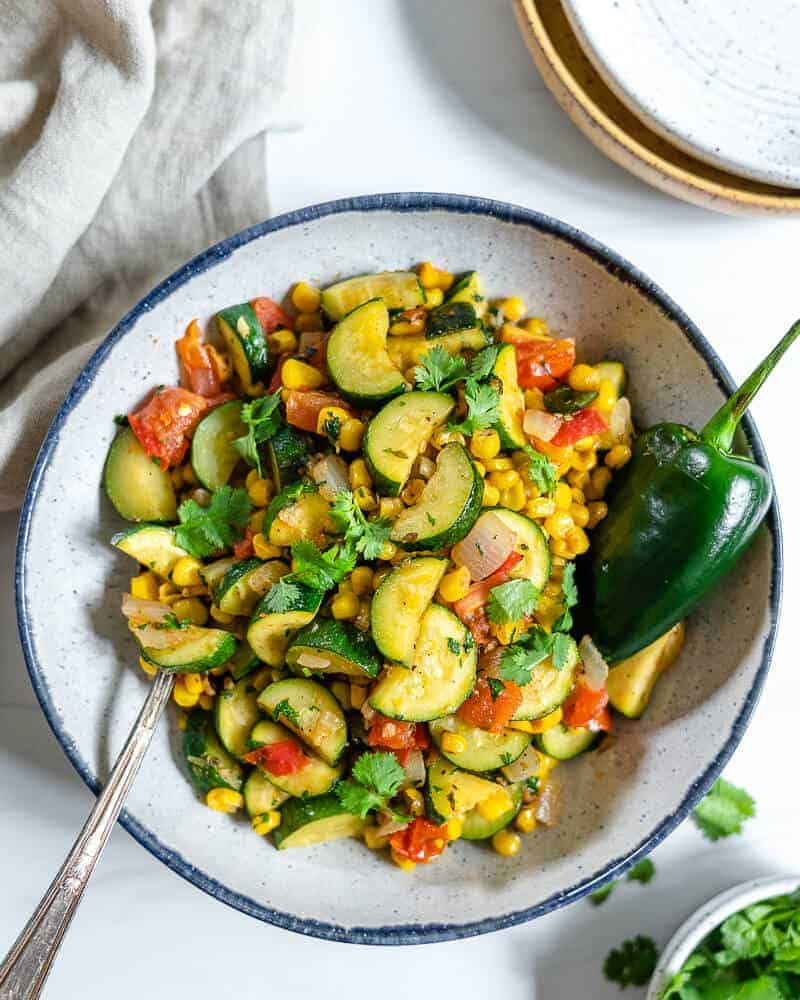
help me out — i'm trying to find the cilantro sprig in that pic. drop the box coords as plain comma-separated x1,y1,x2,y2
335,751,408,820
487,578,540,625
603,936,659,988
414,346,467,392
174,486,252,558
499,627,577,685
553,561,578,632
522,444,558,497
232,392,283,476
290,539,357,591
330,491,391,560
257,577,305,614
272,699,300,727
692,778,756,842
449,379,501,436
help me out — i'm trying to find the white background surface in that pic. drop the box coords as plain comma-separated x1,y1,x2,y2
2,2,799,997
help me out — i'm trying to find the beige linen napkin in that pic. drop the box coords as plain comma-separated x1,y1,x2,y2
0,0,296,509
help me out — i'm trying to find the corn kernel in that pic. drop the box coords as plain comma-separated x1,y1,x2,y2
349,458,372,490
570,487,586,504
543,511,574,539
209,606,234,626
248,509,266,535
525,497,556,520
389,318,426,336
515,807,538,834
350,566,373,596
549,537,573,559
172,597,209,626
251,533,279,560
247,477,272,508
354,486,376,511
524,387,546,410
173,677,199,708
171,556,203,588
439,566,471,603
587,500,609,529
522,317,550,338
157,581,180,604
445,818,463,841
489,469,519,491
198,692,214,711
267,328,298,356
403,787,424,815
245,468,260,488
282,358,324,391
400,478,425,505
292,281,321,314
585,466,612,500
182,672,204,695
251,809,282,834
500,296,526,322
130,571,159,601
570,448,598,472
566,526,590,555
431,428,464,449
364,825,390,850
316,405,350,438
568,364,601,392
379,497,404,521
441,732,467,755
349,684,367,710
332,591,360,620
424,287,444,308
509,720,535,733
567,468,590,490
568,503,589,528
482,483,500,507
554,482,573,511
295,313,323,334
492,829,522,857
470,428,501,462
138,655,157,677
594,378,617,415
473,460,486,478
529,707,563,733
500,480,526,511
418,261,453,291
391,849,416,872
477,788,513,821
485,456,514,473
605,443,632,469
339,417,365,452
176,710,188,731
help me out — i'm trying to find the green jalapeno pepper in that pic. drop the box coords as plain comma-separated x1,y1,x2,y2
590,319,800,662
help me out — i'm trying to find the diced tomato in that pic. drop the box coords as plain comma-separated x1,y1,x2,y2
233,527,255,560
516,338,576,390
267,355,289,394
389,817,448,864
561,681,610,729
457,677,523,733
243,740,308,776
452,552,523,643
307,333,329,371
285,390,349,433
251,296,294,334
550,408,608,447
176,319,223,398
128,386,209,469
367,714,429,752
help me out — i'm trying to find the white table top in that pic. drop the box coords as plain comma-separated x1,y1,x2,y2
2,1,799,996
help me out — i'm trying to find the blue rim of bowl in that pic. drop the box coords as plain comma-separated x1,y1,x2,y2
15,192,782,945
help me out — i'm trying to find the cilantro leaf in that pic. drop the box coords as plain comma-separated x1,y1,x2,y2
290,540,357,591
468,344,502,382
561,561,578,609
487,578,540,625
627,858,655,884
522,444,558,497
449,378,501,435
551,632,576,670
329,491,392,560
174,486,252,558
263,481,317,537
590,883,615,906
414,346,467,392
257,577,304,615
335,751,408,820
603,936,659,988
335,781,386,819
232,392,283,476
499,627,556,685
272,699,300,727
692,778,755,842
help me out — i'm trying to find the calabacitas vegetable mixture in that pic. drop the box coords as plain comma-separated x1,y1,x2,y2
104,264,685,868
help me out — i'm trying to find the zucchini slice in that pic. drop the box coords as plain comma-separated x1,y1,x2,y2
326,299,406,406
273,793,365,850
512,653,577,720
534,724,601,760
606,622,685,719
216,303,272,395
387,325,491,371
461,783,523,840
183,709,243,794
216,558,288,616
243,769,288,819
491,343,526,450
429,716,530,772
484,508,550,591
425,758,502,822
199,557,237,594
103,427,176,523
370,557,448,666
258,677,348,765
363,391,454,495
248,720,342,796
268,426,309,490
214,676,262,759
447,270,487,318
140,628,237,674
228,639,261,681
246,583,324,666
390,443,483,550
286,619,382,680
321,271,425,321
111,524,190,579
190,400,246,490
369,604,476,721
426,301,480,339
594,360,627,397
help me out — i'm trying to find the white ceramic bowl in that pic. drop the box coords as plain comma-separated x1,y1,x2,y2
15,194,782,944
648,875,800,998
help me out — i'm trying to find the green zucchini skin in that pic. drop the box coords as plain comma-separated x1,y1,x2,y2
268,426,309,490
326,298,406,406
243,769,288,819
183,709,243,794
140,628,238,674
287,619,382,680
104,427,177,523
447,270,487,317
426,301,479,338
190,400,246,489
370,556,448,666
214,676,262,759
534,725,602,760
321,271,425,321
273,793,365,849
111,524,190,579
216,303,272,394
228,640,261,681
257,677,348,765
387,325,491,371
246,583,324,666
429,716,530,772
512,653,577,721
461,784,523,840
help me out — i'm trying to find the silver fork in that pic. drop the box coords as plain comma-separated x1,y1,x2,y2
0,670,174,1000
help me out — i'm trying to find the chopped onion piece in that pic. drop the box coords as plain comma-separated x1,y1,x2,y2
376,813,410,838
298,330,323,356
452,511,516,580
579,635,610,691
311,709,341,744
535,780,561,827
609,396,633,443
501,744,542,783
311,454,349,501
402,749,426,787
523,408,562,442
361,702,377,726
295,651,331,671
132,622,200,649
121,594,173,623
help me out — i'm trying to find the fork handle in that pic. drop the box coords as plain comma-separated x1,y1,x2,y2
0,671,173,1000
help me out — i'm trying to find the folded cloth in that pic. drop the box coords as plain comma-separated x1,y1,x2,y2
0,0,296,509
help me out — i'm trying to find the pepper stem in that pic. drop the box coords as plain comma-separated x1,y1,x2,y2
701,318,800,452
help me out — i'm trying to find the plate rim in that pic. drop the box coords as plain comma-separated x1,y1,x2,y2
560,0,800,189
15,191,783,945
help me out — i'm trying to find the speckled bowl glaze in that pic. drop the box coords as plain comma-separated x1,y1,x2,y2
647,876,800,998
16,194,781,945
